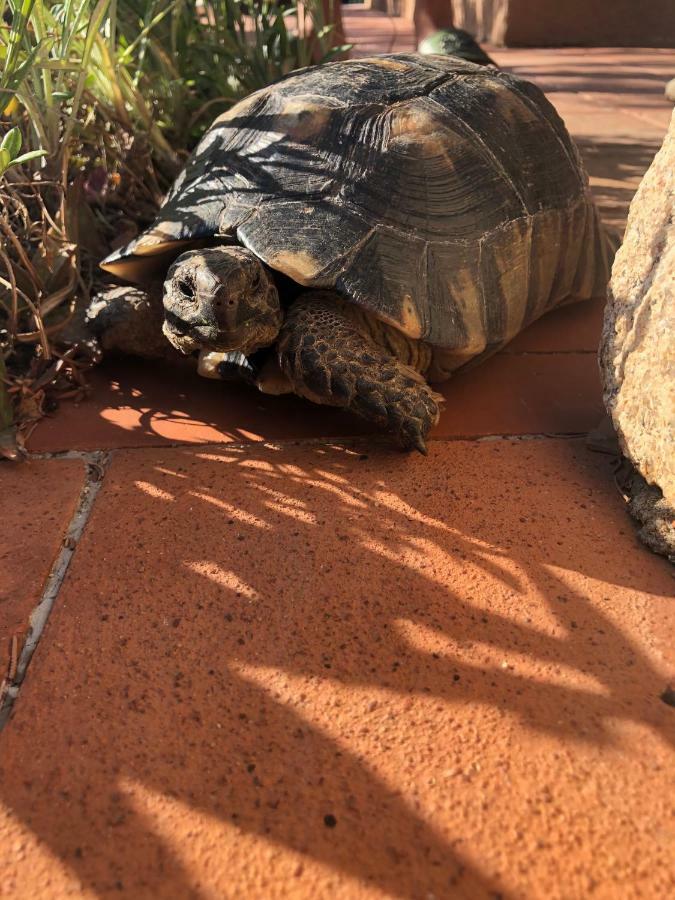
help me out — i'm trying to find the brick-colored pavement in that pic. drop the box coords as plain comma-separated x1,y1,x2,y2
0,461,85,703
1,16,674,899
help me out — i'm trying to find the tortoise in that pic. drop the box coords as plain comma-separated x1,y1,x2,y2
93,52,613,453
417,28,497,67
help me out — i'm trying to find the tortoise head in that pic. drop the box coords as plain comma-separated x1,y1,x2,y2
162,246,282,356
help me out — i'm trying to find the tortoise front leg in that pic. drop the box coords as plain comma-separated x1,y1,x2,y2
86,283,178,361
278,291,442,453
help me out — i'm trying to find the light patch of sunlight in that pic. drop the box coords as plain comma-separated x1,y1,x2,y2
154,466,188,479
235,429,265,441
0,804,97,898
186,561,262,600
314,468,350,485
117,777,387,900
372,490,453,531
252,470,283,480
359,536,427,567
252,483,318,524
98,409,228,443
277,463,307,476
100,408,138,431
228,663,400,752
544,564,668,663
263,500,318,524
591,176,634,191
239,459,276,471
134,480,175,501
108,780,224,900
323,443,362,457
229,660,434,757
194,450,244,461
361,533,522,594
394,618,610,696
371,489,504,544
314,470,380,508
228,660,459,847
290,475,368,509
190,491,272,529
253,483,309,508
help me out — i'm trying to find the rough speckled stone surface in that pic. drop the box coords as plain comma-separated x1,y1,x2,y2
601,110,674,504
0,459,84,689
0,441,673,899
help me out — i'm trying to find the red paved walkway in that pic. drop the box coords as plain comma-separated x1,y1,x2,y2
1,18,674,899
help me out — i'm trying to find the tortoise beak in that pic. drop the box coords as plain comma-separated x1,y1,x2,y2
162,310,222,354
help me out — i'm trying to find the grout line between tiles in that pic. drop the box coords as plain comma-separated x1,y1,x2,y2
0,450,112,730
500,349,598,355
27,431,589,459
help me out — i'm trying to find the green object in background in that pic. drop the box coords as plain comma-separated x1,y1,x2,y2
417,28,497,67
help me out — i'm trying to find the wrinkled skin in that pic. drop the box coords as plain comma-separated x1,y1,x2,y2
163,246,283,356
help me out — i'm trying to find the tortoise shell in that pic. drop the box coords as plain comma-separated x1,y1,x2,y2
102,53,611,355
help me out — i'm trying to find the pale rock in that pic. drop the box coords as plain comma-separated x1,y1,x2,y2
600,110,674,556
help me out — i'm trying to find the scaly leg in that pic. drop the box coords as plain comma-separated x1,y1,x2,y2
85,283,177,360
278,291,441,453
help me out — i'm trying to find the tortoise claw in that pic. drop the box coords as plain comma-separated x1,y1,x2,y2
409,433,428,456
399,420,431,455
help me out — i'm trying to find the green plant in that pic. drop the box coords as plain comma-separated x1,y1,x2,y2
1,0,178,170
114,0,348,141
0,126,45,176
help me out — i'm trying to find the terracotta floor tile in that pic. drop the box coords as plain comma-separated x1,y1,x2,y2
434,352,603,438
574,135,662,233
344,6,414,56
549,94,668,139
507,297,606,353
0,459,85,687
28,348,603,454
576,90,674,117
494,46,675,90
0,440,672,898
